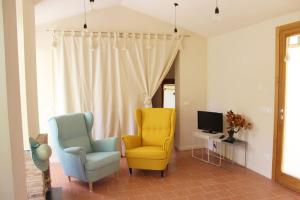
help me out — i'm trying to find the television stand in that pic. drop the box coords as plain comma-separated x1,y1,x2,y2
191,130,247,167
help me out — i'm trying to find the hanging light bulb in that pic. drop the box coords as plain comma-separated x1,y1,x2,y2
173,3,178,33
89,0,95,11
212,0,221,22
83,0,88,30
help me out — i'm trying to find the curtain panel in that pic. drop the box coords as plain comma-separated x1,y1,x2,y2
51,31,182,139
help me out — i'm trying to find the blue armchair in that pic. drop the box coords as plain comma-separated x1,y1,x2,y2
48,112,120,192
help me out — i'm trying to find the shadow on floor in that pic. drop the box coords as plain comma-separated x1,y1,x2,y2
46,187,62,200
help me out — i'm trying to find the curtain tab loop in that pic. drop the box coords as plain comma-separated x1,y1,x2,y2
121,33,128,51
89,37,95,51
51,31,57,47
113,32,118,50
146,33,152,50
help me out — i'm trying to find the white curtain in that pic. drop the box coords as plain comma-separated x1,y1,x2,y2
52,31,182,139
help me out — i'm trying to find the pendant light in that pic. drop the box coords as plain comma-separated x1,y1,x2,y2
213,0,221,21
173,3,178,33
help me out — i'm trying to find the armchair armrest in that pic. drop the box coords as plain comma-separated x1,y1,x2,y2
64,146,85,154
91,136,118,152
163,137,172,152
64,147,86,163
122,135,141,149
62,147,87,180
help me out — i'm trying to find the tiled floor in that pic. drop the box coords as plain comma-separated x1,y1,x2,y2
25,152,45,200
50,150,300,200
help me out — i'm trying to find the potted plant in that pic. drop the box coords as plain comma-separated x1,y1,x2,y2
225,110,252,143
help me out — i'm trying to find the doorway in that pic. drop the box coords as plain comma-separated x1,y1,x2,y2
152,60,176,108
273,21,300,192
162,80,175,108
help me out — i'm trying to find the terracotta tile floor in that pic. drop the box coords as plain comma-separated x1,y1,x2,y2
50,150,300,200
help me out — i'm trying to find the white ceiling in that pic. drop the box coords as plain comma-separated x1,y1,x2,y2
35,0,300,37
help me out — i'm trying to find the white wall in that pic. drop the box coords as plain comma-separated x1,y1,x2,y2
0,0,27,199
36,6,207,150
207,11,300,178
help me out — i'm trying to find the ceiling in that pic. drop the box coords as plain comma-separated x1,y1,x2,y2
35,0,300,37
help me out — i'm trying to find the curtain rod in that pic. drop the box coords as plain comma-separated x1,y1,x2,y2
46,29,190,38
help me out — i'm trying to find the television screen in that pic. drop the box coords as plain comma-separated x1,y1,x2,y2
197,111,223,133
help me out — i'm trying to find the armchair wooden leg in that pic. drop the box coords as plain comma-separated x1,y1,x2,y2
68,176,71,182
89,182,93,192
129,168,132,175
160,170,164,178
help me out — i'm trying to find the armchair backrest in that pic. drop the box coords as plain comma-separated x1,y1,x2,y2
50,113,93,153
136,108,176,146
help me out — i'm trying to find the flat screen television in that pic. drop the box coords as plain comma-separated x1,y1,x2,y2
197,111,223,134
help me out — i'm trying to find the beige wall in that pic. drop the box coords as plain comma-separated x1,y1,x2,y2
207,11,300,178
0,0,27,199
36,6,207,150
16,0,40,150
177,35,207,149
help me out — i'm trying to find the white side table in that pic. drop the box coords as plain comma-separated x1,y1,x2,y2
192,130,223,166
192,130,247,167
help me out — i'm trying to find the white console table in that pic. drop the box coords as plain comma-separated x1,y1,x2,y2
192,130,247,167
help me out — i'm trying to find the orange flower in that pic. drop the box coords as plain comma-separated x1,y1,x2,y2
226,110,252,133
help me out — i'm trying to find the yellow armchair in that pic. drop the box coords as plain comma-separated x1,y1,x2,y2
122,108,176,177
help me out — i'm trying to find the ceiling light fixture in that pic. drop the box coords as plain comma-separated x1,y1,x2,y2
213,0,221,22
173,3,178,33
83,0,88,29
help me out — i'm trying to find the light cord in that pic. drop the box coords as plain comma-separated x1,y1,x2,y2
84,0,87,29
174,3,178,33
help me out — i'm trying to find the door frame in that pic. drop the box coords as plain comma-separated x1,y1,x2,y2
272,21,300,191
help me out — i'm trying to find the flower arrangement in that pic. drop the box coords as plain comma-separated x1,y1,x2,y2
225,110,252,143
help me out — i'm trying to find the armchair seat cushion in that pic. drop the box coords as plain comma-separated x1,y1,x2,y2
125,146,166,160
85,151,120,171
